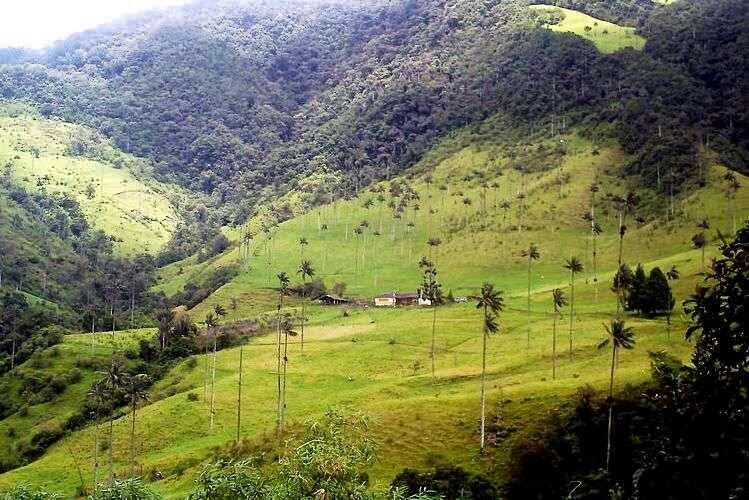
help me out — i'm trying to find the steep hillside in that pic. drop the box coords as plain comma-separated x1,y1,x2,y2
1,0,746,222
0,103,182,255
1,115,744,496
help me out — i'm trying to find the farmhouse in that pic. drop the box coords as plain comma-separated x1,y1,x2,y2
319,294,350,305
374,291,431,306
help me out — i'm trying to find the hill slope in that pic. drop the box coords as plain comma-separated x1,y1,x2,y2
1,115,745,496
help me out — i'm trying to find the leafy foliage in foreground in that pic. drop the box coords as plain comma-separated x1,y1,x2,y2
504,221,749,498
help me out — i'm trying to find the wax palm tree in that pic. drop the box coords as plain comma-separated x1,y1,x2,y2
521,243,540,349
101,359,127,484
474,283,504,453
279,314,298,431
723,172,740,234
275,272,290,434
598,319,635,472
427,237,442,262
205,311,219,431
692,232,708,274
612,192,639,313
419,257,443,379
298,237,308,260
694,219,710,274
154,308,174,350
551,288,567,380
297,260,315,356
563,257,584,359
127,373,149,478
665,265,679,339
87,380,108,491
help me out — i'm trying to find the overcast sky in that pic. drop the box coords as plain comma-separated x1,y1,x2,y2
0,0,191,49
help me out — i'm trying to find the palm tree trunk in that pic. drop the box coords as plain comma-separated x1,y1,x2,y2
236,344,243,443
276,296,283,434
209,336,217,431
108,417,114,484
281,333,289,430
430,305,437,379
569,273,575,360
480,304,488,453
552,312,557,380
606,345,617,472
526,259,531,349
93,411,100,491
129,393,136,477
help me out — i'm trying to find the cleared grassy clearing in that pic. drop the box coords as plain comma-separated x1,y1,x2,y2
530,5,646,53
0,106,182,255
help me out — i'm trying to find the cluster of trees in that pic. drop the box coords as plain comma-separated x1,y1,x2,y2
614,264,676,317
1,0,745,223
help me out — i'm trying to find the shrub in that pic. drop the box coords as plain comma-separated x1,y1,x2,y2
391,466,498,499
88,478,161,500
187,393,199,402
0,484,62,499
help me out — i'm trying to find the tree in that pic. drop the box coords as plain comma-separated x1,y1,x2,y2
275,272,290,434
474,283,504,453
88,380,109,492
693,218,710,274
205,309,222,432
611,192,639,314
520,243,540,349
646,267,673,318
279,314,298,431
154,308,175,350
298,237,308,260
100,359,127,484
598,319,635,472
628,264,648,314
419,257,443,379
427,237,442,262
563,256,583,359
665,265,679,339
723,171,740,235
126,373,149,478
551,288,567,380
297,260,315,356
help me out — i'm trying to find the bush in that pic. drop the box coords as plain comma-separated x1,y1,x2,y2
0,484,62,499
87,478,161,500
187,393,199,402
391,466,498,499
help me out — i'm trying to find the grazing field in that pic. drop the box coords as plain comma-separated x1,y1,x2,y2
0,104,182,254
530,5,646,53
1,112,745,497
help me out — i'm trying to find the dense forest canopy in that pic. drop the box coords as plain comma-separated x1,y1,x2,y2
0,0,746,223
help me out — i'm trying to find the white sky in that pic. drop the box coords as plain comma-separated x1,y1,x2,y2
0,0,191,49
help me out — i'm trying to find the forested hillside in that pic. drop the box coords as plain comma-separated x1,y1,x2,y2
1,0,746,223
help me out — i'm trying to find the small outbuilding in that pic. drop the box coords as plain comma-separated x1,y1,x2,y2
320,294,350,305
374,293,397,307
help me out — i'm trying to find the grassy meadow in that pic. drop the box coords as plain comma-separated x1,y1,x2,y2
0,104,182,255
1,110,746,497
530,5,646,53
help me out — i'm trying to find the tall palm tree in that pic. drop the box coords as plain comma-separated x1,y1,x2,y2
279,314,298,431
551,288,567,380
298,237,308,260
474,283,504,453
521,243,540,349
588,183,600,295
154,308,175,351
427,237,442,262
205,308,223,432
87,380,108,492
127,374,149,478
692,232,708,274
612,192,639,314
297,260,315,356
563,257,584,359
101,359,127,484
723,172,740,235
419,257,442,379
694,219,710,274
275,272,290,434
665,265,679,340
598,319,635,472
